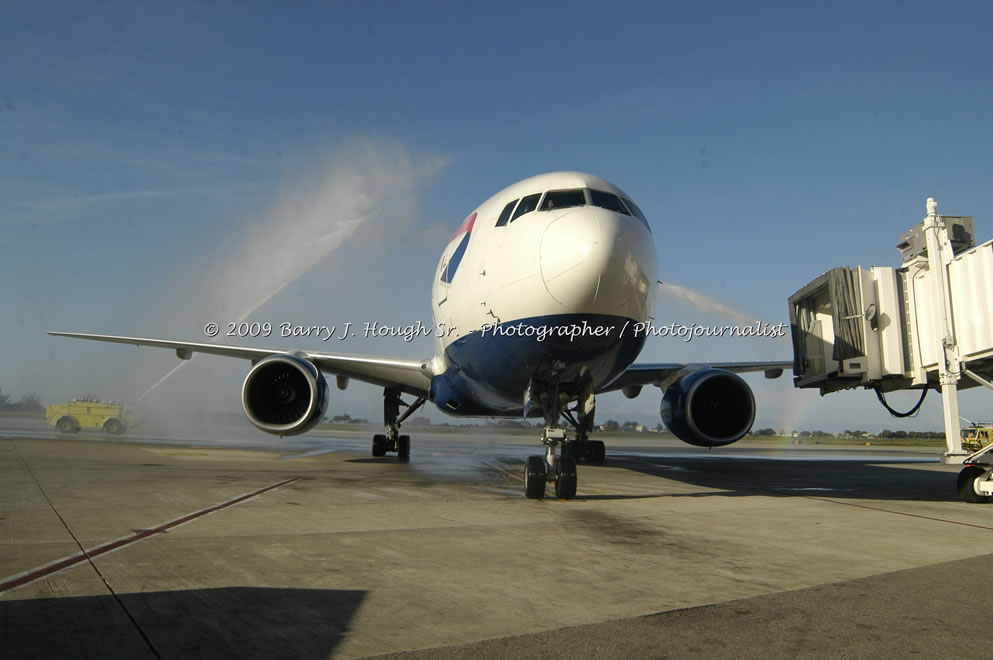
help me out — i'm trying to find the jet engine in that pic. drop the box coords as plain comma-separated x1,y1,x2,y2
241,353,329,435
660,368,755,447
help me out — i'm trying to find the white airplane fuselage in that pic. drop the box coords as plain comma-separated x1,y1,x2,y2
427,171,658,415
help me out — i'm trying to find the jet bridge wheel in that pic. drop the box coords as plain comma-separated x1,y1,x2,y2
524,456,547,499
957,465,993,503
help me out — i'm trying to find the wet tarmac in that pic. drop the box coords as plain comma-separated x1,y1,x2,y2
2,420,991,658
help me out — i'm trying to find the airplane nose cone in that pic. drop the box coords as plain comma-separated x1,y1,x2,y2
539,209,656,316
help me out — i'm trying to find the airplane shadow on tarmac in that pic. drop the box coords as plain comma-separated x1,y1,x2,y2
1,586,366,659
600,454,959,502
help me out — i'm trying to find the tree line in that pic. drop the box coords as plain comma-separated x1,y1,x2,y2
752,427,946,439
0,388,44,413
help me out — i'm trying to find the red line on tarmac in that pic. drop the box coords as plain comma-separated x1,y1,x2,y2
0,477,299,595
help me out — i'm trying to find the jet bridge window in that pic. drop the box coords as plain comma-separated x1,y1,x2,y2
495,199,518,227
590,189,628,214
510,193,541,223
540,188,586,211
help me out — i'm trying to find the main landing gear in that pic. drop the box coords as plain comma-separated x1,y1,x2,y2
372,387,425,461
523,383,602,500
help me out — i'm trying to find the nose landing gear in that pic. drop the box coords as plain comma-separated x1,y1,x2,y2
522,383,594,500
523,427,578,500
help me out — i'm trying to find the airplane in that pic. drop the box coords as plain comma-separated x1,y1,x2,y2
50,171,791,499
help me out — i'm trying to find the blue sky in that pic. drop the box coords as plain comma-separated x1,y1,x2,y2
2,1,992,432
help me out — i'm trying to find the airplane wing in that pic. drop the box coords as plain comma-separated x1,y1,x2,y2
48,332,790,399
602,360,793,393
47,332,434,397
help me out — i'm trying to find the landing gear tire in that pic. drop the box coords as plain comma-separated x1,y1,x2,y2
554,456,577,500
524,456,547,500
398,435,410,460
957,465,993,503
56,417,77,434
588,440,606,464
372,434,387,457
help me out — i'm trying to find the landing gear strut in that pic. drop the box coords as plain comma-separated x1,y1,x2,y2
522,382,596,500
371,387,424,460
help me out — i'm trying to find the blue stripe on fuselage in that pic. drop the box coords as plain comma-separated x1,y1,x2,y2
440,232,470,283
429,314,646,416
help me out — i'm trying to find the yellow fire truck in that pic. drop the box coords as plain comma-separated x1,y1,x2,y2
961,424,993,453
45,397,138,435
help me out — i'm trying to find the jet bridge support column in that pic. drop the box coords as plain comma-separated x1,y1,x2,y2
925,198,967,462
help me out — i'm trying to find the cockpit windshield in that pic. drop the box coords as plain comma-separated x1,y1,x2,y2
589,189,627,214
510,193,541,222
592,189,650,229
495,199,518,227
540,189,586,211
621,196,647,223
499,187,649,230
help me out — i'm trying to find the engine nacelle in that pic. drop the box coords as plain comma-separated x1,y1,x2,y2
660,368,755,447
241,353,329,435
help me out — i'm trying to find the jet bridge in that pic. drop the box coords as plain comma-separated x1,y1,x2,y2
789,199,993,502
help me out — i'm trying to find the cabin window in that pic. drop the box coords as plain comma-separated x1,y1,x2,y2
590,189,629,214
510,193,541,222
539,188,586,211
495,199,518,227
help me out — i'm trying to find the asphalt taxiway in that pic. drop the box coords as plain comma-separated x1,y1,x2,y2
2,422,992,658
